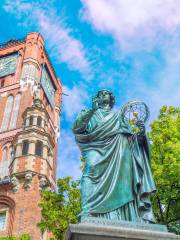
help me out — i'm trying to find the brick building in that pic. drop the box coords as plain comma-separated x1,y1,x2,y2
0,32,62,239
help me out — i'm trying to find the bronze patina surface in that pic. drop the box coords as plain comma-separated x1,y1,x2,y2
73,90,156,223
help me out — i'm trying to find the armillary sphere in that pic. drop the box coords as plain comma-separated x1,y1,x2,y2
121,100,150,125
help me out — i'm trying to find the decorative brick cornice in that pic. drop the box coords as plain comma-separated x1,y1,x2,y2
0,38,25,50
13,127,55,147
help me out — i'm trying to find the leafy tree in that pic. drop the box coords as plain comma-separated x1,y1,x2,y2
149,106,180,233
38,177,80,240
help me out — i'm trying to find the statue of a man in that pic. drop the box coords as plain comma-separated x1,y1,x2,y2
72,90,156,223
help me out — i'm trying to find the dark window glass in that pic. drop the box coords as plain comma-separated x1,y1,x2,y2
29,116,33,125
1,95,14,131
37,116,42,127
0,79,5,88
35,141,43,157
22,140,29,155
0,211,6,230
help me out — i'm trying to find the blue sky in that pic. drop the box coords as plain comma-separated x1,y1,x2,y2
1,0,180,179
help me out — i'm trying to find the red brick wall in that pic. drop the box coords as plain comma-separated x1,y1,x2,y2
0,176,42,239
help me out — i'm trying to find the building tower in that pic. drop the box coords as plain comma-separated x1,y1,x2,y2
0,32,62,239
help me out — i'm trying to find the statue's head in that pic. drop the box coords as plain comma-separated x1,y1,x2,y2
93,89,115,109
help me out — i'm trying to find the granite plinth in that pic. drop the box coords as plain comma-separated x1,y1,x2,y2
65,217,179,240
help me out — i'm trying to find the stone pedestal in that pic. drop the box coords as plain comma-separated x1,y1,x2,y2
65,217,179,240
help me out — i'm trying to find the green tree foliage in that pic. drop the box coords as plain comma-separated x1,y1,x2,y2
149,106,180,233
18,234,31,240
38,177,80,240
0,234,31,240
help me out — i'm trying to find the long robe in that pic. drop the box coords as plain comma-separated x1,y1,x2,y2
73,108,156,222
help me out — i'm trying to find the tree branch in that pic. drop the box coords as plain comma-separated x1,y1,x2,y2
167,217,180,224
156,195,164,223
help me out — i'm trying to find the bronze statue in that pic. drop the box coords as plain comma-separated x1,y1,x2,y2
73,90,156,223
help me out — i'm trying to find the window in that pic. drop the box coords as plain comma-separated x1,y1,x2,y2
9,147,12,159
29,116,33,126
37,116,42,127
25,118,29,126
0,52,18,78
9,147,14,161
9,94,21,130
2,148,7,161
0,95,14,132
0,147,9,178
21,63,38,84
22,140,29,155
0,79,5,88
35,141,43,157
0,211,7,230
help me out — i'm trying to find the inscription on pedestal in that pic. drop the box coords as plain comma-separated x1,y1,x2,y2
81,217,168,232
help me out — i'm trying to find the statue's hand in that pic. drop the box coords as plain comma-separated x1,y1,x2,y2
136,120,146,135
73,109,95,133
92,97,99,111
80,108,93,114
81,109,94,121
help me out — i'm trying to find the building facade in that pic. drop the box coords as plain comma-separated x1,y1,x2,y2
0,32,62,239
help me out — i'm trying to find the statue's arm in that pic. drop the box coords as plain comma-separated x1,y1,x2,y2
135,121,146,141
72,109,94,134
135,121,151,159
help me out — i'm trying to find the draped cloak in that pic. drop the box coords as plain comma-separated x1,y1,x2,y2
73,108,156,222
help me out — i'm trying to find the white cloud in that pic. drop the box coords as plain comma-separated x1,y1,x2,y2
62,85,89,120
3,0,32,13
57,129,81,180
80,0,180,50
3,0,91,78
80,0,180,118
121,50,180,121
145,53,180,119
36,10,91,77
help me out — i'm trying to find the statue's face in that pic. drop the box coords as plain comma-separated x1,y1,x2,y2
98,90,111,106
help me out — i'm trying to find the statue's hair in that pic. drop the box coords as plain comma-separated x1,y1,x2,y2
95,89,115,108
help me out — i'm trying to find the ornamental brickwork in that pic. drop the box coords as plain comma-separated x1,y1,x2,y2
0,32,62,239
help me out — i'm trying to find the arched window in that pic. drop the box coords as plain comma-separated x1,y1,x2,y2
29,116,33,126
0,95,14,132
2,148,7,161
9,94,21,130
35,141,43,157
21,64,38,83
22,140,29,155
0,79,5,88
25,118,29,126
0,148,9,178
0,210,7,230
8,146,12,161
0,196,15,235
37,116,42,127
